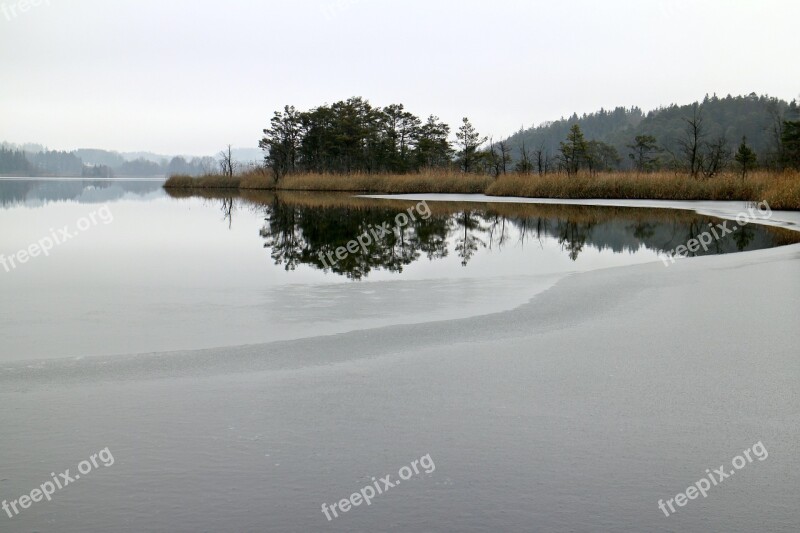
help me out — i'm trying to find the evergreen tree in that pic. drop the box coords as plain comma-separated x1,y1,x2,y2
260,105,301,181
734,136,757,179
456,117,487,173
559,124,589,176
0,147,34,175
627,134,661,172
415,115,453,169
586,140,621,172
780,119,800,170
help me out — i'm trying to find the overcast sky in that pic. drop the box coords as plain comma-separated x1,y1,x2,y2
2,0,798,156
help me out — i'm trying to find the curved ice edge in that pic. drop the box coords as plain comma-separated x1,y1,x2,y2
6,237,800,386
360,194,800,231
0,272,568,370
4,197,799,383
0,271,579,385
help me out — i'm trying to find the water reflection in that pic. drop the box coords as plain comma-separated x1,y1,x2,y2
0,177,164,206
169,190,800,280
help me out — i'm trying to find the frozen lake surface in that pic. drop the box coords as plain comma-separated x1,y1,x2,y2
1,180,795,361
2,179,799,532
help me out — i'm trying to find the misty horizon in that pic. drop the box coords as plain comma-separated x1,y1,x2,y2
2,0,798,154
3,91,796,162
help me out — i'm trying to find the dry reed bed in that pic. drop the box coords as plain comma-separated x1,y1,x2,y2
486,170,800,210
164,170,800,210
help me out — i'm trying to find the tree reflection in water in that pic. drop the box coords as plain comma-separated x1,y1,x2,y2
182,192,799,280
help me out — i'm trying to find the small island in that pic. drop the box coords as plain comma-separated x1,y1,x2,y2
164,94,800,209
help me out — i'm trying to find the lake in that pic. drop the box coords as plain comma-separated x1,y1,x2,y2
1,178,795,362
1,179,799,532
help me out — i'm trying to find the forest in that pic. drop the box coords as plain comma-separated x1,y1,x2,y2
0,144,219,178
259,93,800,180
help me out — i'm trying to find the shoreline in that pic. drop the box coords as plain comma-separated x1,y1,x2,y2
163,170,800,210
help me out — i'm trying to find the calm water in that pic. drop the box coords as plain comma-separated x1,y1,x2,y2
2,179,799,533
0,178,796,361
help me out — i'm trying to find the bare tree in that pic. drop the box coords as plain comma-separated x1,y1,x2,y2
218,145,236,178
515,139,534,174
534,142,549,175
701,135,729,178
487,136,501,177
676,104,706,178
497,139,512,175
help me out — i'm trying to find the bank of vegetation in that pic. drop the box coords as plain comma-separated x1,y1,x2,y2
163,94,800,209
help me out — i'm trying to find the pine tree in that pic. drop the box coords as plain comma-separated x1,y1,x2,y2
559,124,588,176
456,118,487,173
627,134,661,172
780,119,800,170
734,136,757,179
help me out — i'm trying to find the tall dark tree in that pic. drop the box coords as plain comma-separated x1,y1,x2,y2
780,118,800,170
559,124,589,176
380,103,421,172
260,105,301,181
586,140,621,173
415,115,452,169
734,137,757,179
456,117,487,173
627,134,661,172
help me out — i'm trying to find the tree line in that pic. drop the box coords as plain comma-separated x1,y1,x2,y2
554,100,800,178
259,94,800,181
508,93,800,175
0,145,220,177
259,97,454,178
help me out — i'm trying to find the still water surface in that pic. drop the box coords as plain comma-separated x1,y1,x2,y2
1,178,796,361
2,179,798,533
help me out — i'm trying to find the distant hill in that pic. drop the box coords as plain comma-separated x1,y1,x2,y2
507,93,797,168
0,143,260,177
73,149,127,168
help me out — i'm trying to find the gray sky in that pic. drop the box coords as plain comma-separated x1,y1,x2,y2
2,0,798,155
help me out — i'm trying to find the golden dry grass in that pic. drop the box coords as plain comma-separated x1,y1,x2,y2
164,169,800,210
163,174,243,189
275,170,492,194
165,170,492,194
486,170,800,210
